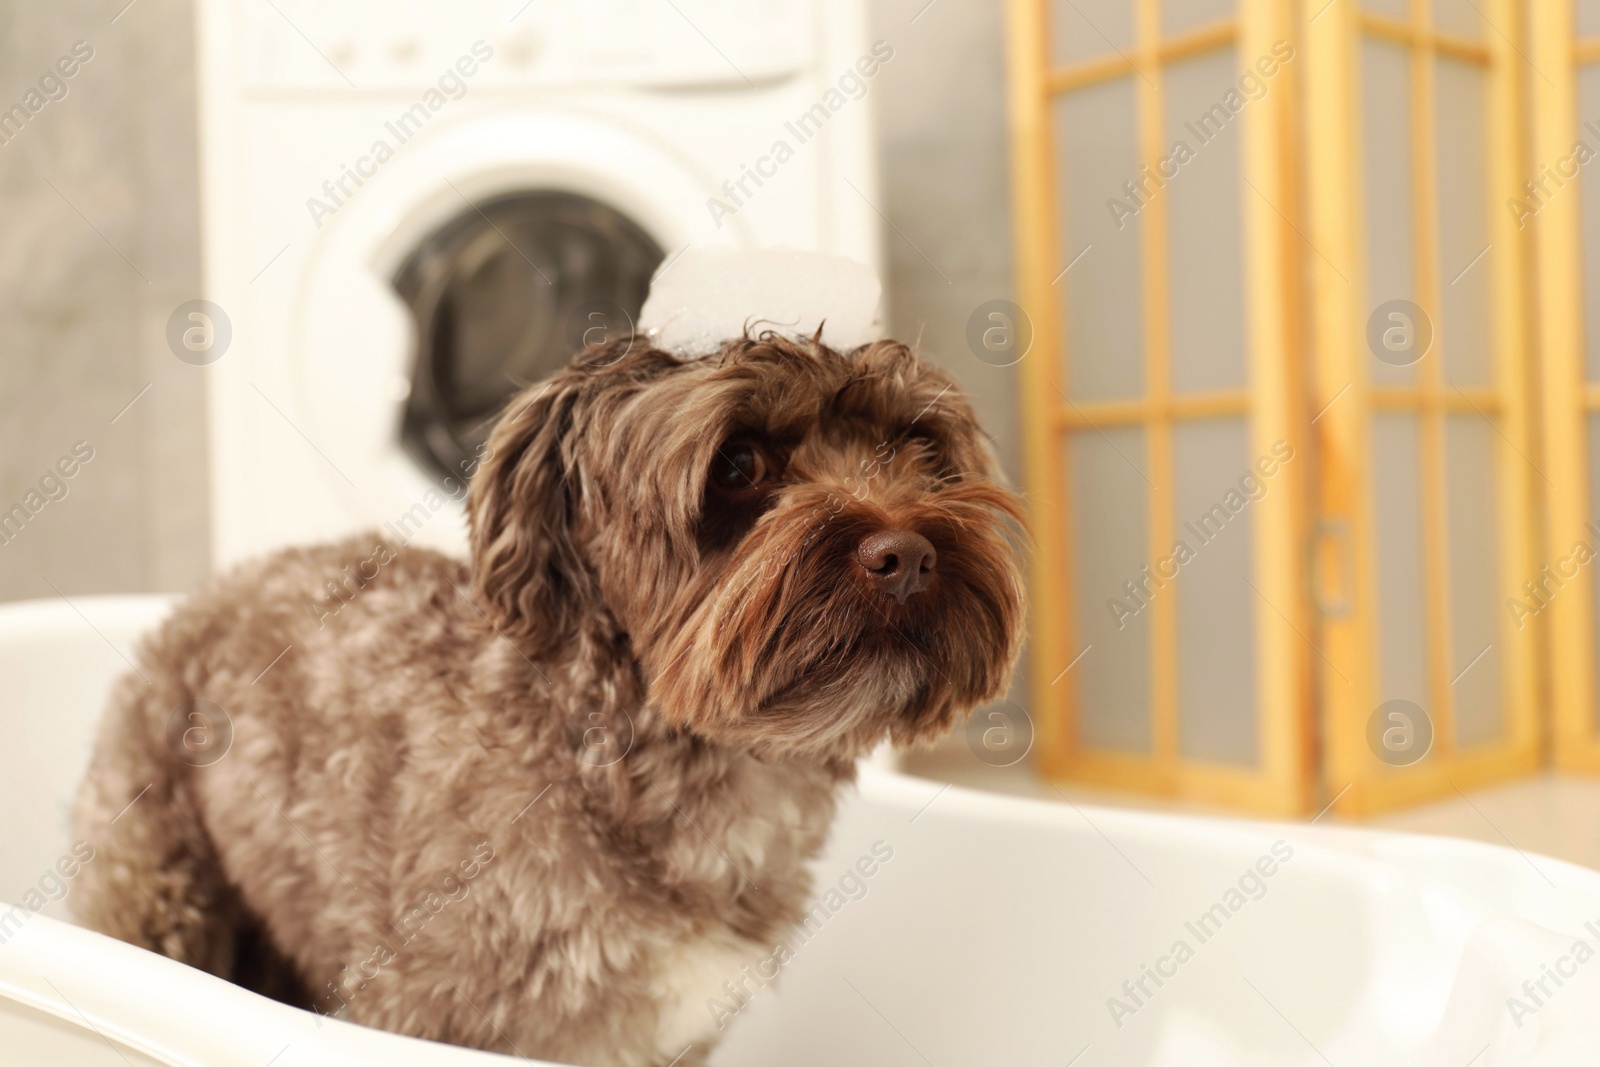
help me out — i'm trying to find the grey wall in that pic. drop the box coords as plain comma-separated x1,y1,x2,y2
0,0,1019,612
867,0,1029,737
868,0,1020,490
0,0,210,601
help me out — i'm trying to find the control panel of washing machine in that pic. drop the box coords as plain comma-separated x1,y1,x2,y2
239,0,815,91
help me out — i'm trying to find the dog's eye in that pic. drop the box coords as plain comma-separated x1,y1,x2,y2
711,440,776,492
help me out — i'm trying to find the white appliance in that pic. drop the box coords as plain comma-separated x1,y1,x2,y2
194,0,884,567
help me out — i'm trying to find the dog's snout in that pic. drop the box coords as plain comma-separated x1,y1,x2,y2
856,529,936,600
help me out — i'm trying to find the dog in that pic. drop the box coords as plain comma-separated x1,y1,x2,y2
71,331,1025,1067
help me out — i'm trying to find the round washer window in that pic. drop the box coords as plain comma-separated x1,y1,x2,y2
394,191,664,481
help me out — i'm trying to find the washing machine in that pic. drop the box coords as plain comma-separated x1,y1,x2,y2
194,0,884,567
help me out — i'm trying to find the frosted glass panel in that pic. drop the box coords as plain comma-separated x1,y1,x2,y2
1363,40,1419,387
1165,50,1247,394
1070,428,1153,752
1435,58,1491,387
1051,0,1134,65
1446,416,1502,746
1163,0,1233,36
1173,420,1258,765
1581,0,1600,39
1582,66,1600,382
1433,0,1484,38
1056,80,1147,400
1372,413,1430,709
1589,413,1600,729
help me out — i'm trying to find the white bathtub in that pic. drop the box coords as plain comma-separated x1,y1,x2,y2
3,596,1600,1066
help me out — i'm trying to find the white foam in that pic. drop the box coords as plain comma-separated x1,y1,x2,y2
639,246,883,358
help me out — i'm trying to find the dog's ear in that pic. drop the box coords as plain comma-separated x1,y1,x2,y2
467,371,593,656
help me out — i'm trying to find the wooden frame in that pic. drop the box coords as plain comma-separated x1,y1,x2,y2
1536,3,1600,771
1308,0,1539,816
1005,0,1311,815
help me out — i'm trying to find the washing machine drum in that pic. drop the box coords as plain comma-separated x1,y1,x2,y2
394,190,664,481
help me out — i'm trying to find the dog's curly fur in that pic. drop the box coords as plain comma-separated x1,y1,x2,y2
71,333,1025,1066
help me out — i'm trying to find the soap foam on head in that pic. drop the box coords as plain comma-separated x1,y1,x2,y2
639,247,883,358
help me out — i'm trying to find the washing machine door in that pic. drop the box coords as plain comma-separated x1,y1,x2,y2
394,189,664,481
289,109,745,551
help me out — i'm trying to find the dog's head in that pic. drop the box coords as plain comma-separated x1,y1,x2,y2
468,333,1025,763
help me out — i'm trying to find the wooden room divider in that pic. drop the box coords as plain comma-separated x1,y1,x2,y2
1007,0,1546,816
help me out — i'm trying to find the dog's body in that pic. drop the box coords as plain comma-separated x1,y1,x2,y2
73,335,1023,1066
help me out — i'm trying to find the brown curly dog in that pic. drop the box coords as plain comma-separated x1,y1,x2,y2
72,332,1024,1067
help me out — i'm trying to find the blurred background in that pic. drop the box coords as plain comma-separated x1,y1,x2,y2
4,0,1600,863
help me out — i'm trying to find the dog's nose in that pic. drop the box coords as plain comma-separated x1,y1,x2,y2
856,529,936,600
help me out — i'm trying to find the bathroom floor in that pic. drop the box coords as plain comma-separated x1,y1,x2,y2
901,749,1600,873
